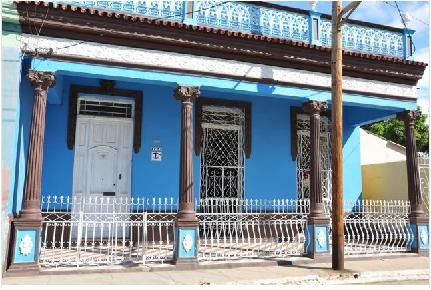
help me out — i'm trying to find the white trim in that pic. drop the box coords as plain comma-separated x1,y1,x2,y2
22,34,417,99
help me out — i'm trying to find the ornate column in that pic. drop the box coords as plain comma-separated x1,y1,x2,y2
302,100,330,259
7,70,55,273
173,86,200,265
397,110,429,254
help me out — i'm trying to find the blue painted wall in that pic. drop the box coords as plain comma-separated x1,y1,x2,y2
40,76,301,202
8,60,411,213
36,73,396,211
2,19,23,269
10,60,33,214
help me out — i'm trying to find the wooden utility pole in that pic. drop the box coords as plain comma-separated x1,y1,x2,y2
331,1,361,271
331,1,344,271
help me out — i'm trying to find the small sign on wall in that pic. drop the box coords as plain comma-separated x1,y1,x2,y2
151,139,162,161
151,147,162,161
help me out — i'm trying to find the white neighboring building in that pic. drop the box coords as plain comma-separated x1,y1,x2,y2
360,128,406,166
359,128,407,200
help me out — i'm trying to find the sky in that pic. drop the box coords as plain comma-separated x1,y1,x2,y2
270,0,430,116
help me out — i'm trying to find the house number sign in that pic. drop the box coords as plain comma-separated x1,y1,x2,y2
151,147,162,161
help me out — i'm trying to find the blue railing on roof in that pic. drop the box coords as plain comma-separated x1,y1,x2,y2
194,1,310,42
67,1,185,21
59,1,413,60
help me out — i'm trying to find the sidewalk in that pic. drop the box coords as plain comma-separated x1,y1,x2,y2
2,255,429,285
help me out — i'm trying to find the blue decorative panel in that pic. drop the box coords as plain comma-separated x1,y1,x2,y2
59,1,185,21
13,229,37,263
194,1,309,42
55,1,410,59
418,225,429,250
315,225,329,253
305,225,314,254
409,223,418,250
305,224,329,254
320,19,404,58
178,228,197,259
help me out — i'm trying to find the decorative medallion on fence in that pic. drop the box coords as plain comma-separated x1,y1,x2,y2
315,226,329,253
418,225,429,250
14,230,37,263
178,228,197,258
19,235,34,256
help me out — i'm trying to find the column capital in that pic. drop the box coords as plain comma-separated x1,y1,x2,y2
27,70,56,90
174,86,200,103
302,100,328,115
396,110,421,124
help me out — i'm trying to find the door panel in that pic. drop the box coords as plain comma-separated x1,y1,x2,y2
87,145,117,195
72,115,133,239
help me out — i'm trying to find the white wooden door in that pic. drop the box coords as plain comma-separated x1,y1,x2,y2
72,115,133,239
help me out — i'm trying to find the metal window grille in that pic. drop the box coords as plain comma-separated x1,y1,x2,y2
200,106,245,212
78,99,133,119
296,114,332,207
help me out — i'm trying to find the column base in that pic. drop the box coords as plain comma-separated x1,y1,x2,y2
305,218,330,259
173,217,200,265
409,222,429,255
6,217,42,274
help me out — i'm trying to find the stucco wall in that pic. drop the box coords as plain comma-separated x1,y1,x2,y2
9,71,397,214
360,128,406,165
343,122,363,207
2,2,21,270
38,76,301,203
11,63,411,215
362,161,408,200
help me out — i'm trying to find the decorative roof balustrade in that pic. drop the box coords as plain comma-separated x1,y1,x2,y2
66,1,185,21
194,1,310,42
56,1,414,60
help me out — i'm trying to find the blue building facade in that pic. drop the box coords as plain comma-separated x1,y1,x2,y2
3,1,428,273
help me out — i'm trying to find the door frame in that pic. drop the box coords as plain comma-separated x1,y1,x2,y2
67,79,143,153
72,94,135,204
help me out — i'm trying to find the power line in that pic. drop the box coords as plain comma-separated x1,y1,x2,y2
393,1,418,54
394,1,407,28
385,1,429,26
383,1,422,56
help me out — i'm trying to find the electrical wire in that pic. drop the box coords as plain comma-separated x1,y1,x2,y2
393,1,418,54
385,1,429,26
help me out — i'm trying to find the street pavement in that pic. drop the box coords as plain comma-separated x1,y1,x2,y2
2,255,429,285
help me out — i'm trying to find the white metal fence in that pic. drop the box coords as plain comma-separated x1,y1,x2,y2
40,196,415,268
40,196,177,268
196,198,310,260
342,200,412,255
418,152,429,216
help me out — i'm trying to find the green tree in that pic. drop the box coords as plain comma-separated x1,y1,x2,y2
363,107,429,153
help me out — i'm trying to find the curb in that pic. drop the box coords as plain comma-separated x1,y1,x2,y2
225,269,429,285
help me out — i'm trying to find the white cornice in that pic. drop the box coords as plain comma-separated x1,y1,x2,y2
21,34,417,100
